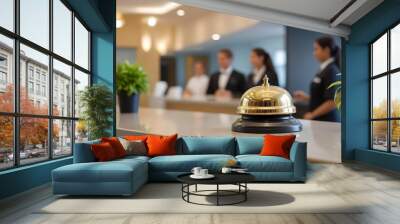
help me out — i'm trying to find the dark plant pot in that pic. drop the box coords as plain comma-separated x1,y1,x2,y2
118,92,140,113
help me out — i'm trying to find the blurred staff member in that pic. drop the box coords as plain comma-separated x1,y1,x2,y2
247,48,279,88
294,36,341,122
183,61,209,98
207,49,246,98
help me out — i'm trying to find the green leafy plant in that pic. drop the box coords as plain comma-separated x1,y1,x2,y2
116,62,149,96
328,80,341,110
79,84,113,140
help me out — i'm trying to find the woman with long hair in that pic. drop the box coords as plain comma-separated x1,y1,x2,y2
293,36,341,122
247,48,279,88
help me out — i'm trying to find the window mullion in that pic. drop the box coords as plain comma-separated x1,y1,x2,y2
71,10,76,154
13,0,20,167
48,0,54,160
387,30,391,152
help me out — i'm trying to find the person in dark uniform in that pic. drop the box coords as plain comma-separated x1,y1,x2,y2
247,48,279,88
207,49,246,98
293,36,340,122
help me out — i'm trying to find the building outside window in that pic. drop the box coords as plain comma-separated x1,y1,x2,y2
0,0,91,170
370,22,400,153
28,81,34,94
0,54,7,91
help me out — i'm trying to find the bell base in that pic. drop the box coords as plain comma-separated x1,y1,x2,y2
232,115,302,134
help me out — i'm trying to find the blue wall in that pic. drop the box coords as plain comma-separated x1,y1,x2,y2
343,0,400,169
286,27,341,93
0,0,116,200
174,36,286,87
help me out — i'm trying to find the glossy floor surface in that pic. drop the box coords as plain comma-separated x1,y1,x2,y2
1,162,400,224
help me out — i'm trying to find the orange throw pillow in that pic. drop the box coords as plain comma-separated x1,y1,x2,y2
260,134,296,159
91,142,117,162
124,135,149,141
146,134,178,157
101,137,126,158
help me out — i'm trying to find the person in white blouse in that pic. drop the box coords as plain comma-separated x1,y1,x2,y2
247,48,279,88
183,61,209,98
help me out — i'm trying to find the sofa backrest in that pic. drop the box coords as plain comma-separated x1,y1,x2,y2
73,139,100,163
235,136,264,155
177,136,236,155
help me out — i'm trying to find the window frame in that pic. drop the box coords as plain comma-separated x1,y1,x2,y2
0,0,92,171
370,20,400,154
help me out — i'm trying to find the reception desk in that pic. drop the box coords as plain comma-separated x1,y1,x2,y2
117,108,341,163
143,96,308,117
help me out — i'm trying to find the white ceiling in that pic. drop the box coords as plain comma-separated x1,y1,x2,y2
225,0,352,23
173,0,384,37
177,22,285,53
117,0,180,14
117,0,383,37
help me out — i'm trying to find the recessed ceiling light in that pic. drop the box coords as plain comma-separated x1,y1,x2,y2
177,9,185,16
147,17,158,27
116,12,125,29
211,33,220,40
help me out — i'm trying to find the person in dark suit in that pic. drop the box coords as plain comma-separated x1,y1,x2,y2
293,36,341,122
206,49,246,98
247,48,279,88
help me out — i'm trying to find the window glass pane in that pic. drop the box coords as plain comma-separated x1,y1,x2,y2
53,0,72,60
0,35,14,112
391,72,400,118
74,18,89,70
0,0,14,31
20,0,49,49
0,116,13,170
53,59,72,117
372,121,388,151
391,24,400,70
372,76,387,119
20,44,49,115
74,69,89,118
75,120,88,143
20,117,49,165
391,121,400,153
372,33,387,76
53,119,72,157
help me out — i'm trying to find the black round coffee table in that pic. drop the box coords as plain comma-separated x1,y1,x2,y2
177,173,255,206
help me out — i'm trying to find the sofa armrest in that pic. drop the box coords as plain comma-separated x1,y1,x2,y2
73,140,100,163
289,141,307,181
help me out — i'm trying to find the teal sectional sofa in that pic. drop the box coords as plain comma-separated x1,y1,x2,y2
52,136,307,196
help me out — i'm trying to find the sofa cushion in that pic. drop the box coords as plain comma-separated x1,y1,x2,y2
178,137,236,155
235,137,263,155
119,138,147,156
73,139,100,163
147,134,178,157
91,142,118,161
260,134,296,159
149,154,235,172
53,158,147,183
101,137,127,158
236,155,293,172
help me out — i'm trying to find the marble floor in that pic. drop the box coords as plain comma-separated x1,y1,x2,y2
1,162,400,224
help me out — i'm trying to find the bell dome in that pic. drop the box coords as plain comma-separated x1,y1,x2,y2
232,75,302,134
237,76,296,115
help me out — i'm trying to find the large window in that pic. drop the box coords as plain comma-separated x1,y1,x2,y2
370,23,400,153
0,0,91,170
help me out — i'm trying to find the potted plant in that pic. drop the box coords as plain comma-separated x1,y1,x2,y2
328,80,341,110
79,84,113,140
116,62,149,113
